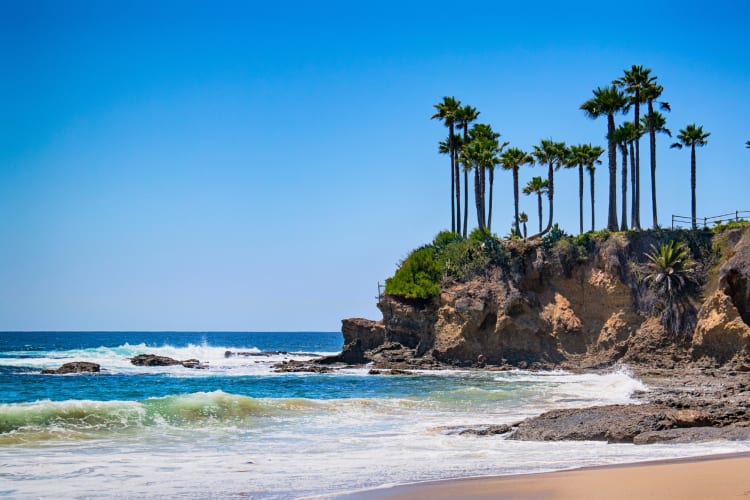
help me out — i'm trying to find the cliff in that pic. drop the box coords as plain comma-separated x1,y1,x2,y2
341,226,750,369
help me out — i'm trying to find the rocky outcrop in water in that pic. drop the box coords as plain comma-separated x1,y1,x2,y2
130,354,208,369
41,361,100,374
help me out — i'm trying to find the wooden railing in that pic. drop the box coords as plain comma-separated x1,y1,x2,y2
671,210,750,229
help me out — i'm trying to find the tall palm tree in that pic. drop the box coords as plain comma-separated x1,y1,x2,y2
568,144,600,235
500,147,534,236
519,212,528,239
614,65,655,230
456,105,480,237
581,86,629,231
610,123,638,231
523,176,549,234
531,139,568,237
585,146,604,231
671,124,710,229
431,96,461,232
641,82,670,228
453,134,469,237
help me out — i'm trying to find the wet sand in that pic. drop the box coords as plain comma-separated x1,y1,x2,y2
344,452,750,499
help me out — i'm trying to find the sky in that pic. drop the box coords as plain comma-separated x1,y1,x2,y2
1,0,749,332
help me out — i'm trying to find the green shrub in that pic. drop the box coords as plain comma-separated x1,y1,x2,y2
385,247,441,299
432,231,464,252
541,224,567,250
436,238,490,281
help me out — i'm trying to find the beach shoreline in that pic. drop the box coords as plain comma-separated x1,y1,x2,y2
338,451,750,499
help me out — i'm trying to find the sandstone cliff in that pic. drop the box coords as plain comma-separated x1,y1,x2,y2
341,226,750,369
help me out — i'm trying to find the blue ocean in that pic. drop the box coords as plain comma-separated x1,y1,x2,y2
1,331,748,498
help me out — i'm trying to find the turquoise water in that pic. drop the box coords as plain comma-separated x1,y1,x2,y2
2,331,749,498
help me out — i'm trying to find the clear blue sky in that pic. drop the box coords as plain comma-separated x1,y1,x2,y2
1,0,749,331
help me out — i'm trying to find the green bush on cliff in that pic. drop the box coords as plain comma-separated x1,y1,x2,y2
436,237,489,281
385,247,441,299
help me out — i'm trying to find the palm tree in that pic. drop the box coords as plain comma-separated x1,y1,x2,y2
519,212,528,239
454,134,469,238
568,144,600,235
523,176,549,234
643,241,696,337
671,124,710,229
746,140,750,149
610,122,639,231
581,86,629,231
468,124,505,231
431,96,461,232
531,139,568,237
640,110,671,227
500,147,534,236
641,82,670,228
585,146,604,231
456,105,480,237
614,66,655,230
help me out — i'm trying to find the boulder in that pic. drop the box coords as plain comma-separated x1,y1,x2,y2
130,354,208,369
130,354,182,366
41,361,100,375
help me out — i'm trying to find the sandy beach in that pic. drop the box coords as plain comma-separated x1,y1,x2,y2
346,452,750,499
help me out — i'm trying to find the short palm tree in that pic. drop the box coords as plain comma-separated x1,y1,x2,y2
641,82,670,228
500,147,534,237
431,96,461,232
671,124,710,229
531,139,568,237
642,241,696,337
569,144,601,235
581,86,629,231
523,176,549,234
519,212,528,239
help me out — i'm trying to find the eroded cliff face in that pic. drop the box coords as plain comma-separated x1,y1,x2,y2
341,227,750,368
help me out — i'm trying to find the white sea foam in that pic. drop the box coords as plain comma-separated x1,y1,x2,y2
3,343,339,376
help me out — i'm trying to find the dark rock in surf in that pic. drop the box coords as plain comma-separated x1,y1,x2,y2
273,360,333,373
130,354,182,366
41,361,100,375
130,354,208,369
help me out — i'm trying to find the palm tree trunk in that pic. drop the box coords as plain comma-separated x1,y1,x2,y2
648,100,658,228
691,145,697,229
513,168,520,236
620,144,628,231
488,168,494,232
449,125,455,233
543,163,554,235
630,141,637,229
474,166,484,231
523,222,527,239
537,193,543,233
578,164,584,235
633,92,641,230
589,169,595,231
454,151,461,236
607,114,618,231
463,168,469,237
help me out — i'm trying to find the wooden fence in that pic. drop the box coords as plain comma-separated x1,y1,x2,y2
671,210,750,229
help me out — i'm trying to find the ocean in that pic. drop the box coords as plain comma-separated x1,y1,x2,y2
1,331,749,498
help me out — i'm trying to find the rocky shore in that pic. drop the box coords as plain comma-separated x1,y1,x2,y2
320,227,750,444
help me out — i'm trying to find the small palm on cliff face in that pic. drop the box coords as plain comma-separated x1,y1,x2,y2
643,241,697,337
